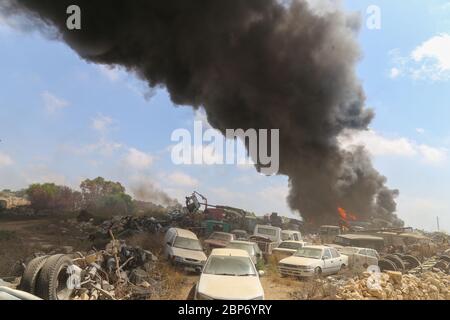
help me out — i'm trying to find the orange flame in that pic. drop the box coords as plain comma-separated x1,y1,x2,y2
338,207,357,222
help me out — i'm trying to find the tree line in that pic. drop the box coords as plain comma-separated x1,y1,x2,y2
24,177,134,217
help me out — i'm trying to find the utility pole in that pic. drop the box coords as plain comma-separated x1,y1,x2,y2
437,216,440,232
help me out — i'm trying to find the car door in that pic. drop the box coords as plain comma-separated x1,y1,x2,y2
322,249,334,274
329,248,343,272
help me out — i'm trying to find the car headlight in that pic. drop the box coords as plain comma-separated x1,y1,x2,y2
173,256,184,262
196,292,214,300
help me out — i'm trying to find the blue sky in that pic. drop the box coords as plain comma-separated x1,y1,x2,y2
0,1,449,232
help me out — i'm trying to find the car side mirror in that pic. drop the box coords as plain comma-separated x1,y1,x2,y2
258,270,265,277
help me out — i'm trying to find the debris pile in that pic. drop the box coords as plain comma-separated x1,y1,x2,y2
17,232,164,300
298,271,450,300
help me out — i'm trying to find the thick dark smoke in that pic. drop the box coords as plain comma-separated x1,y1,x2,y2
3,0,403,226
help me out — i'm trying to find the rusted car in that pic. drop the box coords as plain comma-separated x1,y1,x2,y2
336,247,379,269
204,232,235,251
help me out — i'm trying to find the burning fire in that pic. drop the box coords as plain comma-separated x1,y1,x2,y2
338,207,357,222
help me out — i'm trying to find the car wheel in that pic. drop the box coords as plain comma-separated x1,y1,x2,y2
314,267,322,277
340,264,347,271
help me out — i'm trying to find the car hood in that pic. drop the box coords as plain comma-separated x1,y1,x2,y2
280,256,319,267
172,247,207,262
198,274,264,300
272,248,296,254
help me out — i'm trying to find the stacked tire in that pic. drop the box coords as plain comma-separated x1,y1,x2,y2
18,254,74,300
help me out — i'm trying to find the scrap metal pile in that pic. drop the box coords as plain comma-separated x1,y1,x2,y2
16,232,162,300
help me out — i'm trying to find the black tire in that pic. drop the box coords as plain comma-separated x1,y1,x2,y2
378,259,397,272
35,254,74,300
439,255,450,263
314,267,322,277
18,255,49,294
384,254,406,272
402,255,421,270
434,260,449,273
186,284,196,300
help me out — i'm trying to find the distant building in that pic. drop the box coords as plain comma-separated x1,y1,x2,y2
0,196,30,209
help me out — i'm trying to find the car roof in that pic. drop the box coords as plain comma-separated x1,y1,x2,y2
282,230,300,234
211,231,233,235
280,240,305,244
338,234,384,241
303,245,328,250
172,228,198,239
229,240,254,245
211,248,250,257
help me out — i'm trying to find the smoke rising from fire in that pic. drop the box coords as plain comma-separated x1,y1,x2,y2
3,0,403,226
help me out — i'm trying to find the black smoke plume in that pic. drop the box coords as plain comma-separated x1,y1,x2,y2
2,0,402,226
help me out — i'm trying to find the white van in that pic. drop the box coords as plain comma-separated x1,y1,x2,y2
250,225,282,254
164,228,207,273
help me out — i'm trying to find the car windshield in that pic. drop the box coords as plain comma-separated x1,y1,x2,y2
227,243,255,255
210,233,232,241
340,247,359,255
203,256,256,276
278,242,302,250
257,228,277,237
173,237,203,251
294,248,322,259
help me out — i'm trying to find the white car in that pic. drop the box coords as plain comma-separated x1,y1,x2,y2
278,245,348,277
336,247,379,269
164,228,207,273
226,240,262,265
195,249,265,300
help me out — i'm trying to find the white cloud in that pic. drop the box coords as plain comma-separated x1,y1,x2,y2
389,67,401,79
97,65,122,82
41,91,69,113
167,171,199,187
389,33,450,81
417,144,448,164
91,114,115,134
416,128,425,134
0,152,13,167
124,148,153,170
339,129,448,165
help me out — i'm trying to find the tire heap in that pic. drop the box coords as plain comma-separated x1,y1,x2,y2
379,253,450,274
17,238,159,300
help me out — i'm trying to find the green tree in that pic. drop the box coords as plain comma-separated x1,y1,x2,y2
26,183,81,213
80,177,133,217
